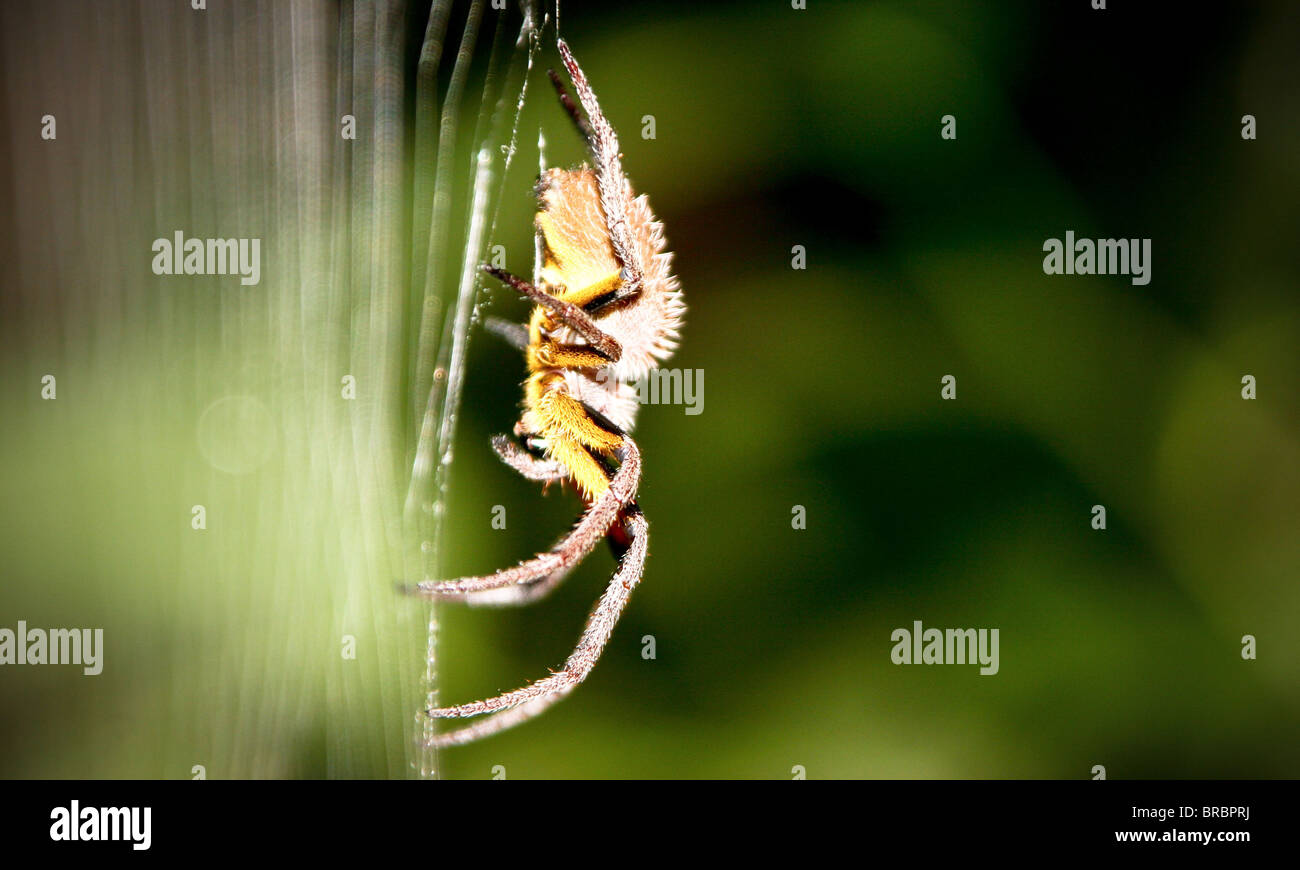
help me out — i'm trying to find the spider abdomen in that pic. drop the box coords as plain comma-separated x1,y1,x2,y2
535,168,684,382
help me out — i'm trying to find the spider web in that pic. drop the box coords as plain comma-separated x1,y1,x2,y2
0,0,554,780
402,0,547,779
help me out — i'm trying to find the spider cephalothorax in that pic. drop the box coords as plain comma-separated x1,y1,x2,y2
411,38,682,747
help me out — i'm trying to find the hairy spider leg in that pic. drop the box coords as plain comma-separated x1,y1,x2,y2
423,506,648,745
546,67,594,147
487,315,618,374
434,405,624,609
481,264,621,361
489,433,567,483
450,501,642,609
435,558,578,609
556,39,644,304
412,435,639,597
484,315,529,350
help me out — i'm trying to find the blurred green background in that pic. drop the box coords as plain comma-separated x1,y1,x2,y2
2,0,1298,779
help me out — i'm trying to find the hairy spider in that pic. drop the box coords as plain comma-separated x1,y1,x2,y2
411,38,684,748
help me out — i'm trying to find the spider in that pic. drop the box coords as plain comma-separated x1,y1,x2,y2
410,38,684,748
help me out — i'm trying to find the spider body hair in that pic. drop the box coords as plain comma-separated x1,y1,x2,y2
515,165,683,498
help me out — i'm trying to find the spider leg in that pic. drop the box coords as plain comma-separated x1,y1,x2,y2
437,412,624,608
442,560,578,609
490,433,567,483
454,501,641,609
531,341,609,370
484,316,529,351
556,39,645,299
481,264,621,361
546,67,594,146
411,437,640,597
424,506,649,745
